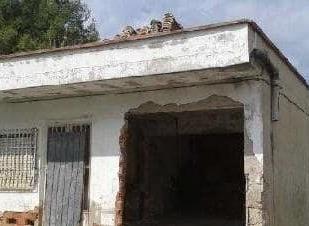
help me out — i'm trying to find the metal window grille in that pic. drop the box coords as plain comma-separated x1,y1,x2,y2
0,128,38,191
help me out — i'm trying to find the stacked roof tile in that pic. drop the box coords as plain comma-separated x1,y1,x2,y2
115,13,183,39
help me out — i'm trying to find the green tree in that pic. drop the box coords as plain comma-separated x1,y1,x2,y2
0,0,99,54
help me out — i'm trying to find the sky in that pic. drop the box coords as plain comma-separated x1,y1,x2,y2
86,0,309,80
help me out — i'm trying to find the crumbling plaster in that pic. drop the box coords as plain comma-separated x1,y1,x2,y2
0,17,307,226
0,20,297,226
0,23,250,102
249,27,309,226
0,79,266,226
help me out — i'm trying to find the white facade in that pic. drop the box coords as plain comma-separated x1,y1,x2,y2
0,20,308,226
0,22,250,102
0,81,264,225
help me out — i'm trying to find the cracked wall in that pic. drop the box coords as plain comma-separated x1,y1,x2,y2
0,23,250,101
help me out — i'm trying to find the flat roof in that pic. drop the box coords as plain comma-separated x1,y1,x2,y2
0,19,307,88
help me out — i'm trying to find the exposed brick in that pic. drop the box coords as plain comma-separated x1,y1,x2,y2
0,208,38,226
115,122,129,226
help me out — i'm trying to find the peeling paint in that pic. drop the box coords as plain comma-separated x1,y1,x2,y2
0,23,250,102
0,76,266,226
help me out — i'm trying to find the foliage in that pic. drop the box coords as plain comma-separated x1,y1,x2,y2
0,0,99,54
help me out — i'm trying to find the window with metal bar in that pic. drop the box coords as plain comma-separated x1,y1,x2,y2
0,128,38,191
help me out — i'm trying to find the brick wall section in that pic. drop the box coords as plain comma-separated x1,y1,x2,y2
0,208,38,226
115,122,129,226
244,156,264,226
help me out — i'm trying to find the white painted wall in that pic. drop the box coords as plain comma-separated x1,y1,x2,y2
0,24,249,96
250,27,309,226
0,81,264,225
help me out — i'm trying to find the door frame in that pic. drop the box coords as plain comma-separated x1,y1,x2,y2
39,119,92,226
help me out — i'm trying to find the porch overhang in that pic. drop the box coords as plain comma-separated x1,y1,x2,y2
1,62,263,102
2,19,296,103
0,21,255,102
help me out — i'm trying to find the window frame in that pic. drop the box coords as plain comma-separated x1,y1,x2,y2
0,128,39,192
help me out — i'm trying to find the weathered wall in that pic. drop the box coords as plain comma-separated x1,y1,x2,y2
0,80,265,226
0,23,251,102
0,20,307,226
251,27,309,226
272,95,309,226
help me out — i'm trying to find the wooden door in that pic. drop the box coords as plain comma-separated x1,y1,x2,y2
44,125,90,226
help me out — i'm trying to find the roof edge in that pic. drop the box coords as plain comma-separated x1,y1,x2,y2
0,18,307,89
246,20,308,89
0,19,251,61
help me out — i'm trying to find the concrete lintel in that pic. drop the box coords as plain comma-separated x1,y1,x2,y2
0,62,262,103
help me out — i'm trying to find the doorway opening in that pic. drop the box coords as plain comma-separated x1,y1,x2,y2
122,108,245,226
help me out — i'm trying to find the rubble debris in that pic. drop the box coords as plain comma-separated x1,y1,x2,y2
162,13,183,32
0,208,39,226
136,26,151,35
118,26,137,39
114,13,182,40
150,19,162,33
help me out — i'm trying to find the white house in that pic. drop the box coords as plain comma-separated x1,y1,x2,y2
0,19,308,226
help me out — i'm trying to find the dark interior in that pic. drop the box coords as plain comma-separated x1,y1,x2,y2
124,109,245,226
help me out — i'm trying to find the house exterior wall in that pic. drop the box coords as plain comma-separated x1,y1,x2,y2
272,95,309,226
0,20,307,226
0,23,250,102
0,80,265,226
250,27,309,226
